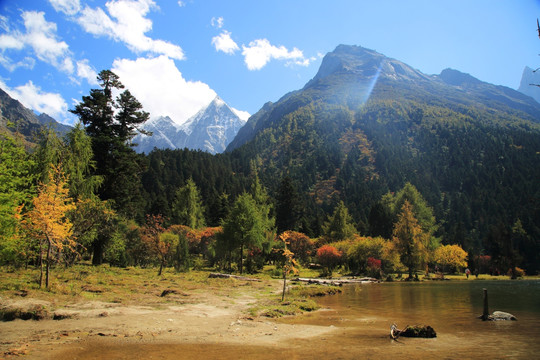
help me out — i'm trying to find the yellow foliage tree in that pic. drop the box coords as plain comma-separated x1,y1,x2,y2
392,201,429,279
25,164,76,288
433,244,468,277
279,231,299,301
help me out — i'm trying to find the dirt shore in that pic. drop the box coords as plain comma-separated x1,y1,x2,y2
0,279,338,359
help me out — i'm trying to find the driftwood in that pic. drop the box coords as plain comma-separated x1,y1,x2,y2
208,273,260,282
292,277,379,286
390,324,437,339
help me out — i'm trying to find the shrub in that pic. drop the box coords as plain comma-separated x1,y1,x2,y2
316,245,342,276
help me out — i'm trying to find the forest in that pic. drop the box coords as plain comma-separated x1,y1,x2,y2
0,70,538,290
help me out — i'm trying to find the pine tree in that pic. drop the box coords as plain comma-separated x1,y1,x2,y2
0,130,35,265
172,179,206,229
275,176,301,234
220,193,267,274
70,70,149,218
322,201,357,241
392,201,428,279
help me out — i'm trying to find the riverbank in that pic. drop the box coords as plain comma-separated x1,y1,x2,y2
0,265,340,359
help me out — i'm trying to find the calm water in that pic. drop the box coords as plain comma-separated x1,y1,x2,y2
280,279,540,359
57,280,540,359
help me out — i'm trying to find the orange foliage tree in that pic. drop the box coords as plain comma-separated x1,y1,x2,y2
140,214,169,275
316,244,342,276
280,231,314,265
25,164,76,288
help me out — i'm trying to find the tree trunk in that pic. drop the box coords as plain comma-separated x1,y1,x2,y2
45,240,51,289
282,271,287,302
239,243,244,274
92,236,105,265
39,243,44,288
158,260,163,276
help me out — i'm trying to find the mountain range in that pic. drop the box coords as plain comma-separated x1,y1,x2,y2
0,88,71,144
133,96,246,154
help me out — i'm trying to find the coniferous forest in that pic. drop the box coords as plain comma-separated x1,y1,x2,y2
1,47,540,285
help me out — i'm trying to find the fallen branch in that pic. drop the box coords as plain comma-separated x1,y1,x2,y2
208,273,260,282
292,277,379,286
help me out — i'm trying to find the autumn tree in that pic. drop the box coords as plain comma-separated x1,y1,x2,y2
140,214,169,275
433,244,468,277
172,179,205,229
383,183,439,249
322,201,357,242
391,201,428,279
280,231,314,265
316,245,342,277
25,163,76,288
279,232,299,301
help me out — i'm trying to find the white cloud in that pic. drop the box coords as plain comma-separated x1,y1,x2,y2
49,0,81,16
211,16,224,29
76,59,99,85
22,11,71,69
0,55,35,72
0,11,74,74
241,39,310,71
78,0,184,60
212,31,239,55
232,108,250,122
112,55,216,125
1,80,69,121
177,1,185,7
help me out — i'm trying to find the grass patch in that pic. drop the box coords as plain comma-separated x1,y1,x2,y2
248,284,341,318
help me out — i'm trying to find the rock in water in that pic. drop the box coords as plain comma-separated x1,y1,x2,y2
489,311,517,321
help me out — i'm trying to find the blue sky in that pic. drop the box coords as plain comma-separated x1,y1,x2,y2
1,0,539,125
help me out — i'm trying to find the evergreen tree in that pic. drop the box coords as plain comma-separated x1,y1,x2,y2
220,193,267,274
0,130,35,265
70,70,149,262
322,201,357,241
383,183,439,249
63,123,102,201
172,179,205,229
392,201,428,279
70,70,149,218
275,176,301,234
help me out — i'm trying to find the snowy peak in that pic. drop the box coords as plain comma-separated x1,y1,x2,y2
518,66,540,104
134,97,247,154
183,96,247,154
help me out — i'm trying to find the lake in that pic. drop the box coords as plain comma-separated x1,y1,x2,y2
278,279,540,359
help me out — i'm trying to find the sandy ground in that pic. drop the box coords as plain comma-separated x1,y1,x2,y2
0,288,337,359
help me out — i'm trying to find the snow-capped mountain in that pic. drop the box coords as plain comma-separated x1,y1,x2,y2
134,96,247,154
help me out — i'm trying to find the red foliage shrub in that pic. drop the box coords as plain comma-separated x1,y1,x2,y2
316,245,342,275
367,257,382,270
